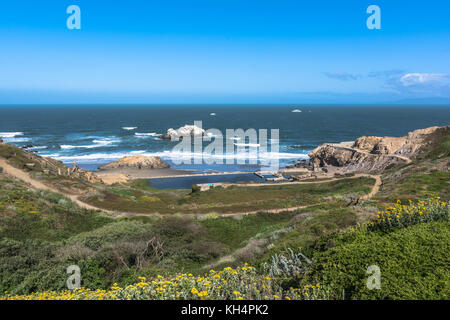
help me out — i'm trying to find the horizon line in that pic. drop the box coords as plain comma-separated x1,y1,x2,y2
1,103,450,107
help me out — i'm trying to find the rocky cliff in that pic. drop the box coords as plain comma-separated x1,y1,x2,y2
98,155,170,170
308,126,444,173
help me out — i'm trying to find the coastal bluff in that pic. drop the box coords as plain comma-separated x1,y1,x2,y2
308,126,446,173
98,155,170,170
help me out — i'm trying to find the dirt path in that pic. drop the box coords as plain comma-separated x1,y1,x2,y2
0,158,109,212
360,174,382,199
225,173,376,188
351,147,412,164
327,142,412,164
133,175,382,217
0,157,381,217
217,204,314,217
217,174,381,216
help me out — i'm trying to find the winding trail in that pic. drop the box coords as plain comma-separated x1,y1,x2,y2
352,147,412,164
216,174,381,216
224,173,378,188
327,143,412,164
0,158,109,212
0,157,381,217
133,174,382,217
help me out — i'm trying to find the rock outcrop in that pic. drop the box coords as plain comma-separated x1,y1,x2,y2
98,156,170,170
309,126,443,173
160,125,206,140
308,145,406,173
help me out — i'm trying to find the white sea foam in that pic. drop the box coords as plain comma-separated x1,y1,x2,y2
292,109,302,113
0,132,24,138
234,143,261,147
61,145,94,149
28,146,47,150
135,132,159,137
92,139,120,144
3,137,31,143
122,127,137,130
60,138,119,149
44,150,307,163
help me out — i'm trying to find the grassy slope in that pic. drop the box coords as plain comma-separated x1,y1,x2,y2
378,126,450,203
0,126,449,298
0,144,94,193
249,127,450,299
0,174,111,242
0,165,363,294
83,177,373,214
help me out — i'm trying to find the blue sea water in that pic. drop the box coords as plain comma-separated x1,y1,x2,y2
0,105,449,172
149,173,266,189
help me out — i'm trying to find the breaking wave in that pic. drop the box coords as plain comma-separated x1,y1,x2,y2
43,150,307,164
0,132,24,138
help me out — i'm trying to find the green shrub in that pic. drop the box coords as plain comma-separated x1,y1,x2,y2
305,221,450,299
67,220,152,250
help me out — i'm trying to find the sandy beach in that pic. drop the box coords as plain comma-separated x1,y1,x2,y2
96,167,193,183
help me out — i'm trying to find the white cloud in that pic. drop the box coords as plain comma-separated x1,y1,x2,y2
323,72,361,81
400,73,447,87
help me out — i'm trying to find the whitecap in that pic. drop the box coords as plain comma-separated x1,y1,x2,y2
92,139,120,144
0,132,24,138
135,132,159,137
122,127,137,130
60,145,88,149
291,109,302,113
3,137,31,143
60,138,119,149
44,150,308,164
28,146,47,150
234,143,261,147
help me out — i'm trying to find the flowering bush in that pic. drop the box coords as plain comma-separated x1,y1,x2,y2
368,198,449,231
1,264,330,300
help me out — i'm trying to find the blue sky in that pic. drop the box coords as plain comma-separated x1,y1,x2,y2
0,0,449,104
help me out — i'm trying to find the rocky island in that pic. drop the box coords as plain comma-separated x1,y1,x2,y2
98,155,170,170
95,155,192,183
160,124,207,140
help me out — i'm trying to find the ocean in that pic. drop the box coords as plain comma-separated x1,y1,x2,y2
0,105,449,173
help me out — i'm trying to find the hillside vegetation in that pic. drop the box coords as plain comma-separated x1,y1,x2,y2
0,127,449,299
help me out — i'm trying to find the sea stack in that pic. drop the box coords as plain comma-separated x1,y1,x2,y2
160,124,206,140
